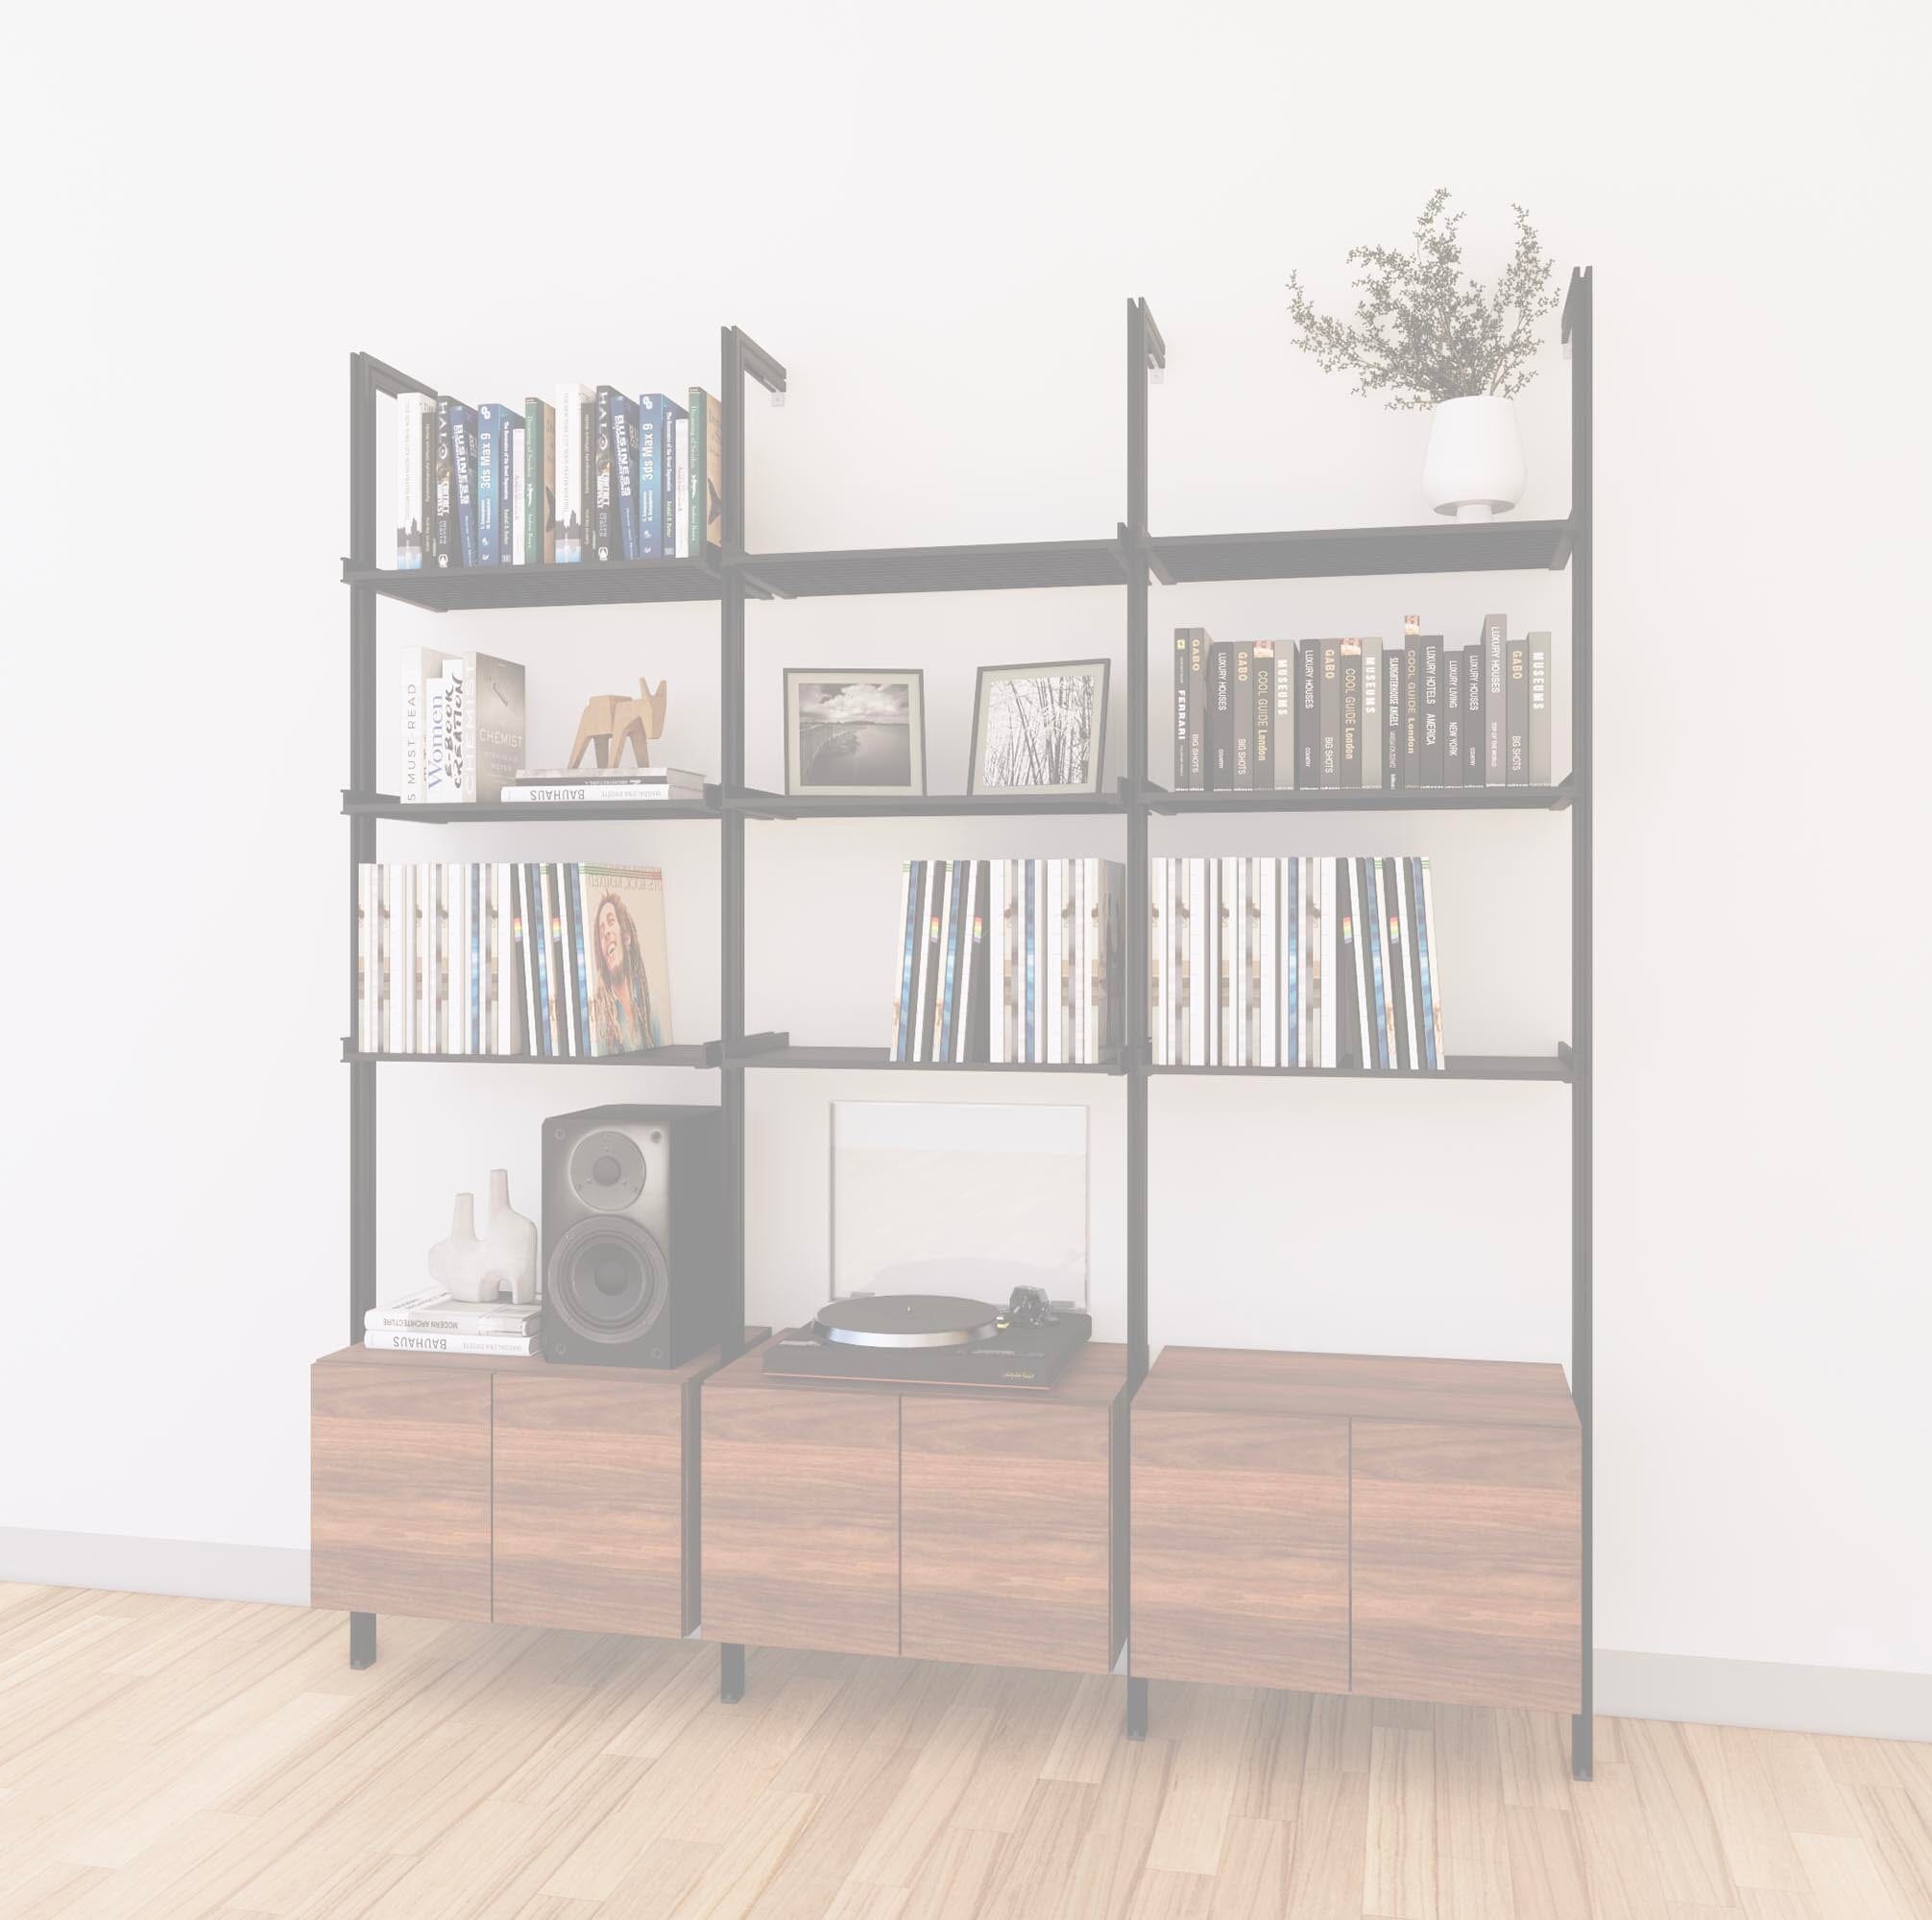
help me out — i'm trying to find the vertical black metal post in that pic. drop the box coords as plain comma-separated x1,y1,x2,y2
347,354,381,1673
1565,269,1594,1784
715,326,784,1707
1123,298,1164,1742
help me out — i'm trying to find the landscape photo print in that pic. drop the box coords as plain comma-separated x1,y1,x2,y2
970,659,1110,795
785,669,927,796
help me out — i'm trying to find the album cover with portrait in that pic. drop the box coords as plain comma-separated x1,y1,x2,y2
575,864,672,1055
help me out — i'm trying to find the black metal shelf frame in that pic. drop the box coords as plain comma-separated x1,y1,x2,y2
344,275,1592,1765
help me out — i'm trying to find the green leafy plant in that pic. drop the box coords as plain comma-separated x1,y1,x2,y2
1287,190,1560,412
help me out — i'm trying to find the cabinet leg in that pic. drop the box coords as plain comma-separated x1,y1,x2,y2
349,1612,376,1670
1571,1710,1593,1782
719,1643,745,1704
1126,1676,1148,1740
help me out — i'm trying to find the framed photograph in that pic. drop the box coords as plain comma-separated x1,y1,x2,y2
784,669,927,797
968,658,1110,797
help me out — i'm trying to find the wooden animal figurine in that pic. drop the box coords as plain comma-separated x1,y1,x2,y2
568,679,669,770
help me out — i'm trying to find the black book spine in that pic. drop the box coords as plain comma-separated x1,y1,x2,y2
1461,643,1484,781
1382,855,1410,1070
1252,642,1274,791
1274,643,1297,790
1207,642,1233,789
1443,647,1463,790
1318,639,1340,789
433,397,455,567
592,388,616,564
1420,636,1443,787
1506,636,1529,785
1402,642,1421,790
1339,641,1362,789
1231,643,1254,788
1172,632,1191,788
1385,646,1403,789
1527,633,1552,786
1335,863,1360,1068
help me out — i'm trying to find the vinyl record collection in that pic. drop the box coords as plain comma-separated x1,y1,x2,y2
890,859,1127,1065
354,862,672,1060
1171,614,1552,792
1150,855,1446,1070
393,384,724,570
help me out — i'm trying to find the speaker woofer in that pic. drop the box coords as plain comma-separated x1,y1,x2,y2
546,1217,668,1346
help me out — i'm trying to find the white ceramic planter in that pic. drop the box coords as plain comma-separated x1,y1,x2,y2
1422,394,1527,520
481,1167,540,1306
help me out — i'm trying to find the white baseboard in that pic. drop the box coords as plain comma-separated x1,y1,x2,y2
1597,1649,1932,1742
2,1534,1924,1744
0,1528,309,1608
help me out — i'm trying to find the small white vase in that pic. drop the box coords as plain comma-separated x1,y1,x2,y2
481,1168,540,1307
1421,395,1527,520
428,1192,496,1303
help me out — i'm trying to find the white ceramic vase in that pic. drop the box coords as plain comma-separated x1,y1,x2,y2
481,1168,540,1306
1421,395,1527,521
427,1192,496,1303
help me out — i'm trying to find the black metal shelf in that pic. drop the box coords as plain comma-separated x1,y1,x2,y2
1146,775,1574,816
1147,518,1572,585
343,788,720,824
342,1043,717,1068
1150,1049,1571,1085
737,538,1126,599
343,555,737,611
738,1044,1125,1074
728,786,1127,821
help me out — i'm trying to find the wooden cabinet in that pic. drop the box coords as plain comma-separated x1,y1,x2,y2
311,1359,493,1623
311,1340,742,1636
700,1381,901,1656
702,1341,1128,1674
1131,1347,1581,1715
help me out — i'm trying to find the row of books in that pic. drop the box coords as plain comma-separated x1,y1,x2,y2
398,649,526,804
394,385,724,570
363,1287,540,1357
354,862,673,1059
889,859,1127,1065
1172,614,1552,792
1151,856,1445,1070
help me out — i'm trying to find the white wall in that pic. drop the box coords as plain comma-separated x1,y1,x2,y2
5,0,1929,1699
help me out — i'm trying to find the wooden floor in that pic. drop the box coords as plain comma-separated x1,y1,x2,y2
2,1586,1928,1918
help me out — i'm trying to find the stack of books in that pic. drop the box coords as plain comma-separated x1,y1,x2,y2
500,766,707,806
364,1287,540,1357
394,385,724,570
1171,614,1552,793
398,650,526,804
354,861,673,1059
1151,855,1446,1071
890,858,1126,1066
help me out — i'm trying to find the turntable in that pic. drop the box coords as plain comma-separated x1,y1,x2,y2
762,1285,1093,1390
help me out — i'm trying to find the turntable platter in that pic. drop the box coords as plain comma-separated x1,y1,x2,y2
814,1294,1002,1349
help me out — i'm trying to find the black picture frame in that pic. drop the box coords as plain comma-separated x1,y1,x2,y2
784,668,929,797
967,658,1111,797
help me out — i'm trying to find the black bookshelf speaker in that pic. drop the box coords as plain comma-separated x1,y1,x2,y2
540,1104,724,1368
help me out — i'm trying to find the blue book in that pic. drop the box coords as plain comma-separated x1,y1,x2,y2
525,864,550,1056
476,405,522,565
638,395,671,559
448,403,480,568
895,862,924,1062
938,861,963,1058
1024,862,1036,1064
611,398,640,560
658,395,688,557
1362,858,1389,1070
1411,857,1438,1070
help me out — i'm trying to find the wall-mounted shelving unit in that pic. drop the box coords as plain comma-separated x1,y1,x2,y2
340,268,1592,1773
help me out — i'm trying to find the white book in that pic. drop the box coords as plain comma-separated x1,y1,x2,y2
396,393,432,569
367,1286,540,1336
1031,862,1047,1065
1420,857,1445,1070
1229,858,1245,1067
1303,857,1318,1068
1260,857,1276,1068
1167,860,1180,1065
1394,858,1419,1071
452,861,469,1055
363,1329,541,1357
1320,857,1338,1070
987,860,1003,1064
1148,860,1164,1068
674,417,690,556
556,384,593,563
910,862,937,1063
1349,859,1372,1069
392,864,410,1054
1051,862,1068,1066
1187,857,1206,1068
423,861,440,1055
496,862,517,1055
510,426,526,565
398,645,447,804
